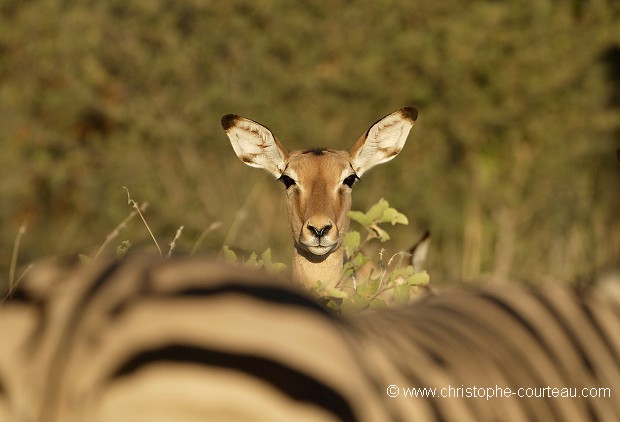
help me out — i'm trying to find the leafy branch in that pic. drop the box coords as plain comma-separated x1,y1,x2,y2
312,198,430,312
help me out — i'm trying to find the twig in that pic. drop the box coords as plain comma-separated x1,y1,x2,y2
123,186,162,258
94,202,149,261
167,226,184,258
8,223,27,293
371,250,413,300
385,250,410,271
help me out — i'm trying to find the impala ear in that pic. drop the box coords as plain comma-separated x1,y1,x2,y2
349,107,417,176
221,114,288,178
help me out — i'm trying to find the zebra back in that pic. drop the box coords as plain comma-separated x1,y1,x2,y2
346,284,620,421
1,255,618,421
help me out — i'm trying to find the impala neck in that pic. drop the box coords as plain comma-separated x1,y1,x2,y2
292,245,343,290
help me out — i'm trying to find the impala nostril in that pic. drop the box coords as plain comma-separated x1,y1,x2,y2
307,223,332,238
307,224,319,237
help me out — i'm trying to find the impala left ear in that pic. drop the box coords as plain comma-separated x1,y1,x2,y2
349,107,417,176
221,114,288,178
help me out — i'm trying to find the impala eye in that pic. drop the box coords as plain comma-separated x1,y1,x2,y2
343,174,359,188
279,175,296,189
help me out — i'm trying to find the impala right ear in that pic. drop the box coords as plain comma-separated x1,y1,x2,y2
349,107,417,177
221,114,288,178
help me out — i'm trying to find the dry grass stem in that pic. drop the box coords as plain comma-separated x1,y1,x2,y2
167,226,184,258
12,264,33,291
94,202,149,261
8,223,27,294
123,186,162,258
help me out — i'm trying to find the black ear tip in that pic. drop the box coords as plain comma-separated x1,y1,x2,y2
401,106,418,122
221,114,239,130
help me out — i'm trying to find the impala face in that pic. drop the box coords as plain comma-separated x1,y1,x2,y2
280,148,356,256
222,107,417,285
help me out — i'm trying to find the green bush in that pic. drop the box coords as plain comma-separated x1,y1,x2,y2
1,0,619,291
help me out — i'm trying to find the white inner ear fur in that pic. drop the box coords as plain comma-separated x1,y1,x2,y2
225,118,287,178
350,109,415,176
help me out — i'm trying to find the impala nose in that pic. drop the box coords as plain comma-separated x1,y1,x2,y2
306,222,332,238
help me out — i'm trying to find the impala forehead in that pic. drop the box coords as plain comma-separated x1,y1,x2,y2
285,150,354,184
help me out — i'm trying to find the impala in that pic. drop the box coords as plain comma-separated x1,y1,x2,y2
221,107,417,288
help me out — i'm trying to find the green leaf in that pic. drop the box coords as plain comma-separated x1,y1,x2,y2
389,266,415,283
341,293,370,311
116,240,132,259
393,284,411,305
261,248,273,264
340,265,354,280
268,262,287,273
357,277,381,296
366,198,389,222
348,210,372,227
370,225,391,242
369,298,389,310
222,245,237,264
408,271,430,286
244,252,259,268
261,248,287,273
326,288,348,299
343,231,361,258
326,299,341,311
350,252,369,269
380,207,409,225
391,211,409,225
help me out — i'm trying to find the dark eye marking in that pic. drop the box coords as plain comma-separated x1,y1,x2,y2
343,174,359,188
279,174,296,189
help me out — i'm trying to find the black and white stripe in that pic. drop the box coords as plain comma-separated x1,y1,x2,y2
1,255,618,421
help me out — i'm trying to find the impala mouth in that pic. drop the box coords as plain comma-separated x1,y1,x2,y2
306,245,334,256
299,240,338,256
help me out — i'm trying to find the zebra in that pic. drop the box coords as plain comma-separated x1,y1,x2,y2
0,255,618,421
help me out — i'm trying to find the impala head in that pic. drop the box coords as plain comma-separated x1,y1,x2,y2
222,107,417,286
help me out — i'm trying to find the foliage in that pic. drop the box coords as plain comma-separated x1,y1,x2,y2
312,199,430,312
221,245,287,275
1,0,619,291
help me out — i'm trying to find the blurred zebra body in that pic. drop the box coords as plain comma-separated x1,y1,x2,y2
0,256,618,421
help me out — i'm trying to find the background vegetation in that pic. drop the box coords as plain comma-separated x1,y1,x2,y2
1,0,619,291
